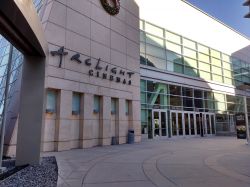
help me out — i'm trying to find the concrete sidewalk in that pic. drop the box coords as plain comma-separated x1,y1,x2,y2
44,137,250,187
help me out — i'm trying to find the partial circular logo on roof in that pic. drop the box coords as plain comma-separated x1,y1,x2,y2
100,0,120,16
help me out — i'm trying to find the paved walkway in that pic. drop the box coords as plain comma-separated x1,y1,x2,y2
44,137,250,187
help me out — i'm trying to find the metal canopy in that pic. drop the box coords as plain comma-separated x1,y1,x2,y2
0,0,47,56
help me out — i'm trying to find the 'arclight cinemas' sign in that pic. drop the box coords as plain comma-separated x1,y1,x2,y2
50,47,134,85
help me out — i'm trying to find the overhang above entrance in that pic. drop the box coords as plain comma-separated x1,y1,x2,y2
0,0,47,56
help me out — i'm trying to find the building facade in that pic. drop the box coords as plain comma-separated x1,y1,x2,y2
137,0,250,139
2,0,250,156
40,0,141,152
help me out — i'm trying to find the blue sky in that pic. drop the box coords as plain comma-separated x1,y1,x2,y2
186,0,250,38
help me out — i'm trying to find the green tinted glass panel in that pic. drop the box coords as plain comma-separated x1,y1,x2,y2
140,53,146,65
167,61,174,72
211,49,221,59
198,44,209,54
146,34,164,48
170,95,182,106
140,20,144,30
198,53,210,63
224,78,233,85
184,57,197,68
212,74,223,83
204,91,213,99
183,38,196,49
242,76,250,83
141,92,147,103
223,70,232,78
140,80,146,91
167,50,182,63
211,57,221,66
146,44,165,59
199,62,210,71
199,70,211,80
212,66,222,75
223,62,232,70
215,102,226,111
165,31,181,44
183,48,196,59
204,100,214,109
174,63,183,74
157,83,168,94
140,31,145,42
222,54,230,62
145,22,163,37
214,93,225,102
166,41,181,54
146,55,166,70
141,109,147,122
232,58,241,66
140,42,145,53
185,66,198,77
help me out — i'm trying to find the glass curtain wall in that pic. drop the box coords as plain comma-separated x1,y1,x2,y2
141,79,245,137
140,20,249,87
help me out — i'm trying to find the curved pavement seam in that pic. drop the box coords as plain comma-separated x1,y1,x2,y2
205,152,250,184
81,146,157,187
142,151,178,187
155,154,179,187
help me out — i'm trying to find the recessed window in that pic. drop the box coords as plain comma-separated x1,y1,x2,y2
72,93,81,115
46,90,57,114
125,100,130,115
111,98,117,115
93,95,100,113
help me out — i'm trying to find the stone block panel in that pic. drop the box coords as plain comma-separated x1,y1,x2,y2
66,8,91,38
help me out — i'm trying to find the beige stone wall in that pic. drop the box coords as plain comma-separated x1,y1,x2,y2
41,0,141,151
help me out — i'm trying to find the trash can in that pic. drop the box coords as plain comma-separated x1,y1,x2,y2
128,129,134,144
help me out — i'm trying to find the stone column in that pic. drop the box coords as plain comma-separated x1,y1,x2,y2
16,56,46,166
99,96,111,146
55,90,72,151
117,98,127,144
81,93,95,148
131,100,141,143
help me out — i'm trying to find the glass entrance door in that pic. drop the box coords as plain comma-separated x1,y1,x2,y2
170,111,184,137
196,113,216,136
170,111,215,137
152,110,168,138
183,112,196,136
